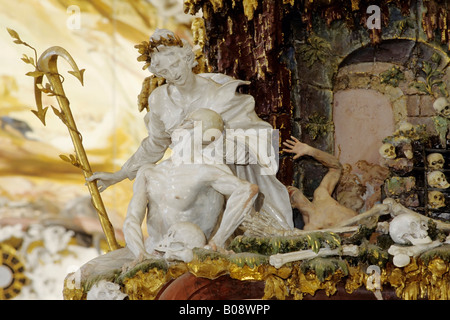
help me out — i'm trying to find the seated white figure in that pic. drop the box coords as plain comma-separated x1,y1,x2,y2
87,28,293,231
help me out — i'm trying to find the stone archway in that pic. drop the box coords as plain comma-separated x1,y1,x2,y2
292,37,450,207
332,61,410,167
331,40,450,166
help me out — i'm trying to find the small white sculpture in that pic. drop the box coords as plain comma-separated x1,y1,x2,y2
433,97,450,118
427,170,450,189
389,213,431,245
155,222,206,263
427,153,445,170
86,280,127,300
428,190,446,209
379,143,396,160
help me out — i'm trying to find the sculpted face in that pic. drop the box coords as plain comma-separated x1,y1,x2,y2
150,47,192,86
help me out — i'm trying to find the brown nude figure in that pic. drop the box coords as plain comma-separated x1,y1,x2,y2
282,136,360,230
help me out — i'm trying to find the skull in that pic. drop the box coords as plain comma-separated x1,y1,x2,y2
428,190,446,209
185,108,224,145
155,222,206,263
389,213,431,245
87,280,128,300
433,97,450,118
427,170,450,189
427,153,445,170
379,143,396,160
396,122,415,138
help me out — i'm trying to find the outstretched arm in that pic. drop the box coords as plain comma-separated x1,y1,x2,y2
283,136,342,196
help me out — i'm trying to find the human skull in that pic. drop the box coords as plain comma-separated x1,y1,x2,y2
427,153,445,170
433,97,450,118
379,143,396,160
389,213,432,245
188,108,224,144
427,171,450,189
428,191,446,209
155,222,206,263
396,122,415,138
87,280,128,300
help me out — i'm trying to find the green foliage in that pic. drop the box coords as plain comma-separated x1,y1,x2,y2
410,52,447,97
432,115,450,147
304,113,334,140
357,241,389,268
229,232,341,256
427,219,447,242
300,257,348,282
228,252,269,268
393,17,416,37
380,66,405,87
343,225,377,245
116,258,168,284
297,34,332,67
419,244,450,264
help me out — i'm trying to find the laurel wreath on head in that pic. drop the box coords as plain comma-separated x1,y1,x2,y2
134,34,184,70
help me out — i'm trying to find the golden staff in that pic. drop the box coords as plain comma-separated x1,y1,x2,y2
9,29,120,251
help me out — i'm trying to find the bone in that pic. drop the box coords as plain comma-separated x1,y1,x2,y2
388,240,443,267
269,244,359,269
336,203,390,227
383,198,450,232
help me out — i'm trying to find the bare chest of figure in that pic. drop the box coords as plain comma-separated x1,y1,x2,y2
145,166,206,213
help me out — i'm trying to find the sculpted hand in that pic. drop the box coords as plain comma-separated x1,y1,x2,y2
86,170,127,192
282,136,312,159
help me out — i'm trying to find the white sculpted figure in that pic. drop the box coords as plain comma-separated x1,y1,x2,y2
87,28,293,230
124,109,259,259
80,110,259,274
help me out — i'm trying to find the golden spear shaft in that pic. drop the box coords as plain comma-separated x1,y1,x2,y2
36,47,120,251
